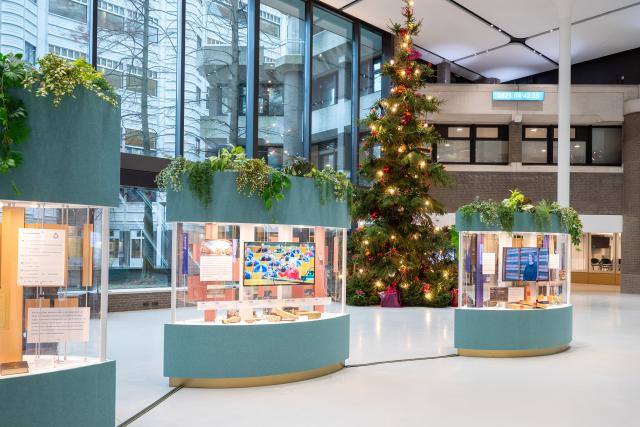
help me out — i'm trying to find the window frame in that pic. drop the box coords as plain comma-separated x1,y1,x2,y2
433,124,509,165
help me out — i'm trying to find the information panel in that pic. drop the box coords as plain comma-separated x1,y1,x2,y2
18,228,66,287
27,307,90,343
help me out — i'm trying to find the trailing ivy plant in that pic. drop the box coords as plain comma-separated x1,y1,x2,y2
459,189,584,246
0,52,116,191
158,150,353,211
23,54,117,107
0,53,32,178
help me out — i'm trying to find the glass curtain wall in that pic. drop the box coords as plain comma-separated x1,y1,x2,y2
98,0,178,159
257,0,306,168
0,1,386,289
108,187,171,289
311,7,353,175
357,27,383,184
185,0,248,160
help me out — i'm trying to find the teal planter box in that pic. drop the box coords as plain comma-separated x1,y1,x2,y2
0,361,116,427
166,171,351,228
0,88,120,207
164,314,349,379
455,211,567,234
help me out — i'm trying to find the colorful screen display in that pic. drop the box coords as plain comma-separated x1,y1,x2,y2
243,242,315,286
503,247,549,281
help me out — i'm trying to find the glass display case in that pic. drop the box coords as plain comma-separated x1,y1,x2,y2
0,202,109,374
454,211,574,357
459,231,570,310
173,222,346,325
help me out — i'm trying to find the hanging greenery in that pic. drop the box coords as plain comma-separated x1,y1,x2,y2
0,52,117,186
157,148,352,211
459,189,584,246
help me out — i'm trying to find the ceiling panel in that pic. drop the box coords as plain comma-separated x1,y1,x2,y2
456,0,640,38
318,0,353,9
527,5,640,63
455,44,556,81
344,0,509,60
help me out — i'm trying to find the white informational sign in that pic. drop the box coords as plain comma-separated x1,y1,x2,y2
482,252,496,275
549,253,560,270
18,228,66,287
27,307,90,343
200,255,233,282
508,287,525,303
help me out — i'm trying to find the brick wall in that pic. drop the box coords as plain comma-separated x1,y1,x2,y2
431,171,623,215
108,291,171,312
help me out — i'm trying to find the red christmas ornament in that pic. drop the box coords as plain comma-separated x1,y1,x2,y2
400,111,412,125
370,209,380,220
402,6,412,17
422,283,431,293
407,49,422,61
427,62,433,68
399,28,408,37
383,165,391,173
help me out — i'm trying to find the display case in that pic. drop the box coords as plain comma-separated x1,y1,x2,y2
454,211,573,357
0,88,119,427
164,172,350,387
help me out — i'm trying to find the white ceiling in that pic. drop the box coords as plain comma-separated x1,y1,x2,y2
456,44,557,82
335,0,640,81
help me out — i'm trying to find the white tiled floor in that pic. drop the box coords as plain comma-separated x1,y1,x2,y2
109,286,640,426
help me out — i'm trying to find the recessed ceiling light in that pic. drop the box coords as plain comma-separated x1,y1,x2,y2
574,144,581,148
531,128,538,132
541,149,547,152
456,127,463,131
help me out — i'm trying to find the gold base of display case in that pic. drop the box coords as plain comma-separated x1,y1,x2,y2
458,345,569,358
169,363,344,388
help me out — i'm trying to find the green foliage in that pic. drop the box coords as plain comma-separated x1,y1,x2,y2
282,156,314,177
312,166,353,206
158,151,353,212
459,190,584,246
187,160,214,206
156,156,189,192
23,54,117,107
209,146,246,172
0,52,116,187
236,158,270,197
0,53,33,175
347,1,456,307
262,170,291,210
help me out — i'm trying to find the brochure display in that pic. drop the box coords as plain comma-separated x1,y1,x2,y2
0,88,119,427
165,172,350,387
454,212,573,357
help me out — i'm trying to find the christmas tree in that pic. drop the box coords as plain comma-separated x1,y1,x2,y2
346,0,456,307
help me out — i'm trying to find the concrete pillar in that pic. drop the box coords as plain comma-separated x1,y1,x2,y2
437,61,451,84
508,121,522,164
621,99,640,293
557,0,573,207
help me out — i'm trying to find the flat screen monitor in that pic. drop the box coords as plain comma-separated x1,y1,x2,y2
243,242,315,286
503,247,549,282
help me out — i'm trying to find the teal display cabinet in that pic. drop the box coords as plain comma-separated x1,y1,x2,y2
165,172,350,387
0,88,119,426
454,211,573,357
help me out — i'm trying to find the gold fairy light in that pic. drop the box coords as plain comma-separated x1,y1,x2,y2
376,170,384,177
419,160,426,168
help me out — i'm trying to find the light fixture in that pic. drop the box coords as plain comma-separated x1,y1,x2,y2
541,149,547,152
574,144,581,148
456,127,463,131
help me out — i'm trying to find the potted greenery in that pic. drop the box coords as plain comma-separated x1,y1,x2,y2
0,53,119,206
158,149,352,227
456,190,583,245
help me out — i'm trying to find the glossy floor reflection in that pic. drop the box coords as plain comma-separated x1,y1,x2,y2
111,286,640,426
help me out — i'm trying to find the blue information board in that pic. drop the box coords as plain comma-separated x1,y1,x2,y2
492,91,545,101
